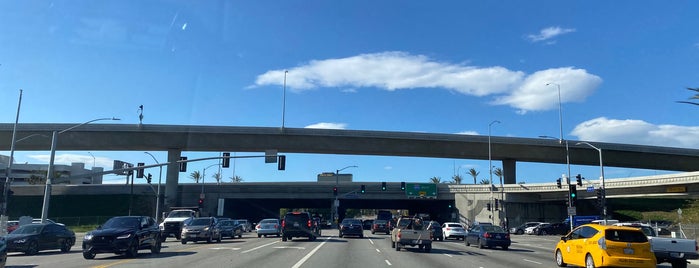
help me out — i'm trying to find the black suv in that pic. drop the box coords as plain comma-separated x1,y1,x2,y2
281,212,320,241
82,216,161,259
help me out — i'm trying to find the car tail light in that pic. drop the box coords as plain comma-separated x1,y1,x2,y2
397,232,401,239
282,220,286,228
695,240,698,252
274,224,278,229
446,227,451,231
484,232,491,238
307,220,312,228
256,224,260,229
505,233,510,239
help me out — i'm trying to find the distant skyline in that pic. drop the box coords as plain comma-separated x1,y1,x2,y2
1,1,698,184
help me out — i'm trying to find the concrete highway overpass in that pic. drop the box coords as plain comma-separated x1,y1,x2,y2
2,123,699,210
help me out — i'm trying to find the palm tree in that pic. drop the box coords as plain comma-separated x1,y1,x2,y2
677,87,699,106
468,168,480,184
451,174,462,184
429,176,442,183
189,171,202,183
493,167,504,185
212,172,222,184
230,175,244,183
479,178,491,185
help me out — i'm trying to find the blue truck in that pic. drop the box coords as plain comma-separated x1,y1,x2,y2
562,215,601,227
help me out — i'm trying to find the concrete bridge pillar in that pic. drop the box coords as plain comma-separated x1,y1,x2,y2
503,159,516,184
165,149,182,209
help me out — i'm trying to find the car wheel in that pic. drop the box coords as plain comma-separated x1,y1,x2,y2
151,238,162,254
60,239,72,253
83,250,96,259
443,233,447,240
425,244,432,253
258,234,262,238
502,245,508,250
419,245,424,250
25,241,39,255
371,231,375,234
239,233,243,238
672,260,688,268
585,254,595,268
465,238,470,246
282,236,287,242
395,242,401,251
360,234,364,238
207,235,213,243
160,235,167,242
391,241,395,248
217,234,222,243
181,239,187,245
477,239,484,249
386,231,389,235
175,233,182,240
516,229,523,235
542,230,548,235
555,249,567,267
125,240,138,258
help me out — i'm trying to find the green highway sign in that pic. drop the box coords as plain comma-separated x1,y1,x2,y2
405,183,437,198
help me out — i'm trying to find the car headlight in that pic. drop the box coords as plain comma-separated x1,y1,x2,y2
84,234,94,240
203,227,209,231
116,233,132,239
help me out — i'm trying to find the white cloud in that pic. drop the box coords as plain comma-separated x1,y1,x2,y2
571,117,699,148
527,26,576,42
304,122,347,129
456,131,479,135
491,67,602,114
253,52,602,113
384,166,393,170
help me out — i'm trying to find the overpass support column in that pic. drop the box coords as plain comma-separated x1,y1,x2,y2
165,149,182,210
503,159,516,184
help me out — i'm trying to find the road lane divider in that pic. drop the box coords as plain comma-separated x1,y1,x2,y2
241,240,280,254
291,236,330,268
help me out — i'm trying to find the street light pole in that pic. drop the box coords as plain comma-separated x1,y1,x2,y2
488,120,500,224
577,142,606,224
202,163,220,195
145,152,162,222
282,70,288,130
40,117,120,223
2,89,22,217
333,165,357,223
546,82,573,230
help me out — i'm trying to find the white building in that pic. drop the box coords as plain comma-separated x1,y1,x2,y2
0,154,104,185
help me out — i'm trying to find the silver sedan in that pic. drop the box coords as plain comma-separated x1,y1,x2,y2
255,219,281,238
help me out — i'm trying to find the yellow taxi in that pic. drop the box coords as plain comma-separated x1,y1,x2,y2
554,223,656,268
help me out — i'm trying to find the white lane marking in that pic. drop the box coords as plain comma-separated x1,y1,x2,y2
523,259,543,265
385,260,392,266
376,248,381,253
443,253,453,257
369,239,375,245
241,240,279,253
291,236,330,268
211,247,241,250
274,246,305,249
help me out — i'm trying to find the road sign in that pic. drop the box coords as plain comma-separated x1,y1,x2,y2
567,207,577,216
405,183,437,198
586,186,594,192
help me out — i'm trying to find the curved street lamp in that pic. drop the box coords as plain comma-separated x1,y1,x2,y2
145,152,163,223
488,120,500,224
577,141,606,223
41,117,120,223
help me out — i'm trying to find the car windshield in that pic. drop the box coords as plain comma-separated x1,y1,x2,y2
482,226,506,233
168,211,193,218
11,224,43,235
102,217,140,229
189,218,213,226
374,220,387,224
260,219,277,224
342,219,362,225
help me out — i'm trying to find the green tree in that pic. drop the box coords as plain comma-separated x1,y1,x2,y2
429,176,442,183
493,167,504,185
212,172,222,184
468,168,480,184
677,87,699,106
451,174,462,184
230,175,244,183
479,178,491,185
189,170,202,183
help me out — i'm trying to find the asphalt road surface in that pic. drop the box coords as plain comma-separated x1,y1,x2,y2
5,230,696,268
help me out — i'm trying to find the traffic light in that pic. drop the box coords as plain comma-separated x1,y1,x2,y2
146,173,152,184
576,174,583,186
596,188,605,208
448,203,452,208
486,202,491,211
136,163,145,178
333,186,338,196
494,198,499,210
198,198,204,207
381,182,387,191
556,178,562,188
360,185,366,193
277,155,286,170
400,182,406,191
179,157,187,172
569,185,578,206
222,152,230,168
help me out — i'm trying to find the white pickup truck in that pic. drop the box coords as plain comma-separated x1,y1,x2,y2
615,223,698,268
390,217,432,252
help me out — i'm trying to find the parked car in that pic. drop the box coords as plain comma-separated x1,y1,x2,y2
256,218,281,238
442,222,467,240
181,217,222,244
427,221,443,241
5,223,75,255
525,222,549,235
466,224,511,250
371,219,390,235
510,222,542,235
535,222,569,235
0,236,6,268
235,219,252,232
555,224,656,268
362,219,374,230
217,219,244,239
82,216,161,259
281,211,320,241
339,218,364,238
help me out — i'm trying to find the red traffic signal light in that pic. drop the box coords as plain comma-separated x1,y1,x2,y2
198,198,204,207
333,187,338,196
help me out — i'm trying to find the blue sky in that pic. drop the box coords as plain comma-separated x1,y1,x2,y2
1,1,698,185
